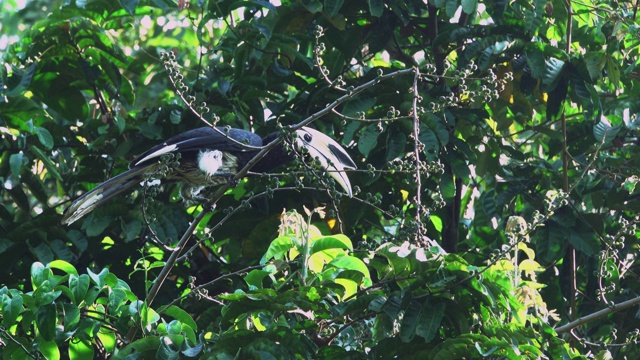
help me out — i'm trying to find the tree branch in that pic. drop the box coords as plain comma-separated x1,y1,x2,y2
555,295,640,334
124,67,416,342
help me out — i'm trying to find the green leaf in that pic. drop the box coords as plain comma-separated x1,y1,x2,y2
339,293,383,315
461,0,476,14
385,130,406,162
50,260,78,276
69,338,94,360
368,0,383,16
9,151,24,178
593,117,620,144
244,270,273,289
606,56,620,89
584,52,606,81
326,256,370,279
142,304,161,326
87,268,110,288
35,127,54,149
260,236,294,264
430,337,477,359
416,301,445,342
36,303,57,341
300,0,322,13
38,339,60,360
111,337,162,359
541,57,565,91
311,235,353,254
118,0,139,15
525,48,546,79
546,77,568,121
31,262,49,288
29,145,62,181
358,124,380,157
161,305,198,332
157,335,181,359
445,0,458,18
227,1,278,13
567,68,592,114
419,128,439,161
82,213,111,237
62,303,80,329
2,291,23,327
324,0,344,17
568,229,600,257
399,301,421,342
33,281,62,306
342,97,376,117
5,64,37,97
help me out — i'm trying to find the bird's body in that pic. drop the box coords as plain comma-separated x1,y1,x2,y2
131,127,263,198
61,126,356,225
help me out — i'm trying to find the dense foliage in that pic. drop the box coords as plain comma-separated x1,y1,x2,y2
2,0,640,358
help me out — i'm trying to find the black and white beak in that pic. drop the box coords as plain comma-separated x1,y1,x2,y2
295,127,357,197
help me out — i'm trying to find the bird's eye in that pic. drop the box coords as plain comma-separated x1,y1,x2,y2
303,133,313,142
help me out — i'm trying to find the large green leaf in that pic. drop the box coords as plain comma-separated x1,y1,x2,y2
461,0,477,14
357,124,381,157
541,57,565,91
593,116,621,144
326,256,370,279
36,303,57,341
399,301,421,342
310,234,353,254
260,236,294,264
5,63,37,97
546,77,568,121
1,291,23,327
416,301,446,342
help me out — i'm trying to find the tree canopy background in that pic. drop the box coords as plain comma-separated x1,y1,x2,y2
2,0,640,358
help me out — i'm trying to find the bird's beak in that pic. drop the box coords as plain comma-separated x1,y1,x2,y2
295,127,357,197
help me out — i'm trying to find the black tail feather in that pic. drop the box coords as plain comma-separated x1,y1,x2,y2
61,165,155,225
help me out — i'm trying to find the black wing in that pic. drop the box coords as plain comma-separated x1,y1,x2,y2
131,127,262,167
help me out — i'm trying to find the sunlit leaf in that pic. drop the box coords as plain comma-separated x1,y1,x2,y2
310,234,353,254
69,338,94,360
593,116,621,144
260,236,294,264
38,339,60,360
118,0,139,15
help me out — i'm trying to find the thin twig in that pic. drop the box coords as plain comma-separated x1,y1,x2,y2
410,68,425,243
0,327,37,359
160,264,268,310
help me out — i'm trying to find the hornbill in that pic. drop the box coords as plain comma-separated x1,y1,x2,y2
61,126,356,225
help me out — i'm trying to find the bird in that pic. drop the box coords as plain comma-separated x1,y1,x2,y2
61,126,356,225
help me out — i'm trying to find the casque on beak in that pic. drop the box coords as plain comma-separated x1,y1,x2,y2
294,127,357,197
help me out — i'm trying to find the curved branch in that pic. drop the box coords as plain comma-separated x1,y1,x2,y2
555,295,640,334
